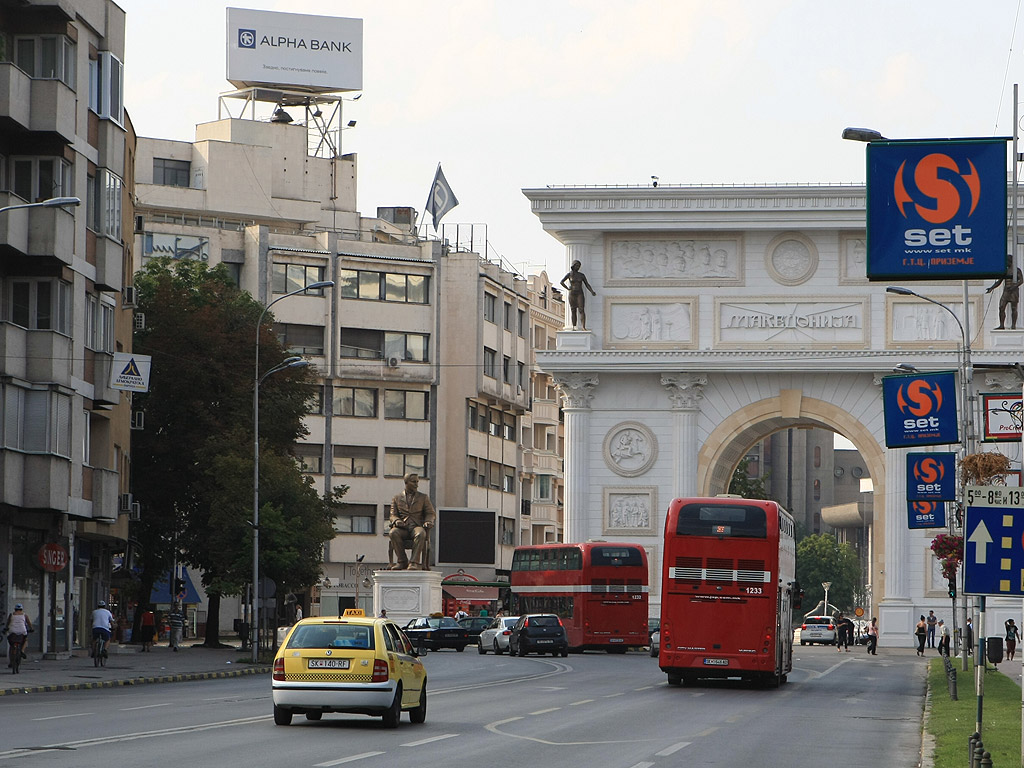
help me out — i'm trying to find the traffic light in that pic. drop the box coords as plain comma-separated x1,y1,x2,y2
947,578,956,599
174,578,186,593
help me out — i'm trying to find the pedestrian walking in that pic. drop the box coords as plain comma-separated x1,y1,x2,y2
168,604,185,651
937,619,950,656
926,610,937,649
866,617,878,655
453,608,468,621
140,608,156,651
378,609,387,618
914,615,927,656
1006,618,1021,661
965,617,974,655
835,612,854,652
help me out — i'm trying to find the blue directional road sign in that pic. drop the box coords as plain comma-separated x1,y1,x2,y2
964,486,1024,597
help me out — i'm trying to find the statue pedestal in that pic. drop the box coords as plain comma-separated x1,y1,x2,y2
557,329,593,351
991,329,1024,348
373,569,442,626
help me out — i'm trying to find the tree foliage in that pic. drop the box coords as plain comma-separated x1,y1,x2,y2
728,457,771,500
131,258,338,644
795,534,862,614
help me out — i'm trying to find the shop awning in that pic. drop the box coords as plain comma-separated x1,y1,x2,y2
443,584,499,602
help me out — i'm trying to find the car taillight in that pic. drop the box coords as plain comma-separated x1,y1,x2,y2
523,618,530,627
801,624,807,630
273,658,285,681
557,617,564,627
828,624,835,630
371,659,389,683
502,630,511,636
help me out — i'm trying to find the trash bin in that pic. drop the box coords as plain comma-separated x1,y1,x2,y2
986,636,1003,664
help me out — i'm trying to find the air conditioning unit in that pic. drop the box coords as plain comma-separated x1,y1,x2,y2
130,411,145,430
118,493,133,512
122,285,137,307
129,502,141,521
134,313,146,331
387,356,400,367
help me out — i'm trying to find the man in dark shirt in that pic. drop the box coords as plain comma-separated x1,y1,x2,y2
168,604,185,651
835,612,854,653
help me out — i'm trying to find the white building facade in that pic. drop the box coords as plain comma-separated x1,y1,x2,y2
525,183,1023,645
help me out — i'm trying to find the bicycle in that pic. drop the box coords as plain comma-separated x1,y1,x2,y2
8,635,25,674
92,633,108,668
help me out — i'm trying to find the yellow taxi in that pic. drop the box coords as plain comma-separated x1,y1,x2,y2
272,609,427,727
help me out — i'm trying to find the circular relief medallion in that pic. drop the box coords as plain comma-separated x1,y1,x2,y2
603,422,658,477
765,233,818,286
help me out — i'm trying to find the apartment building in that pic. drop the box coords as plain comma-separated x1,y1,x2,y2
0,0,133,654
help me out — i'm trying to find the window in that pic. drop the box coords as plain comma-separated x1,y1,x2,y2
518,309,527,337
340,328,429,362
517,362,526,390
499,517,515,546
502,356,511,384
488,410,500,437
85,295,114,353
338,269,429,304
483,348,496,378
306,387,324,415
384,390,428,420
272,263,326,295
14,35,75,85
294,444,323,473
89,51,124,125
503,301,512,330
484,293,497,323
11,156,72,204
333,445,377,476
142,232,209,262
86,170,122,240
503,413,515,441
536,475,552,501
502,468,516,493
274,323,324,355
153,158,191,187
1,384,71,457
8,279,71,333
335,504,376,534
334,387,378,418
384,449,426,478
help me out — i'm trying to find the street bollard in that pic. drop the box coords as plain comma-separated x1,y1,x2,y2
969,732,980,768
974,743,985,768
980,750,992,768
941,654,958,700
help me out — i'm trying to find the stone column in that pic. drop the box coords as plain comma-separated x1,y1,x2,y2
553,372,599,543
661,373,707,499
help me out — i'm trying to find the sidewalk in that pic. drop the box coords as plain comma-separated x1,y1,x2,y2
0,640,270,696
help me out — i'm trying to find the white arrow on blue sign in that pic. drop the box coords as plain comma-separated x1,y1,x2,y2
964,491,1024,596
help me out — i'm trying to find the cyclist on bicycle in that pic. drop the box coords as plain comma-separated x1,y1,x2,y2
5,604,31,667
91,600,114,657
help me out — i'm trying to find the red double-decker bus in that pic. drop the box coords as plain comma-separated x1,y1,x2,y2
659,496,798,687
510,542,649,652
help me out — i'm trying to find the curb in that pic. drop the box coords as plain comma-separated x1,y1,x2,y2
0,665,271,696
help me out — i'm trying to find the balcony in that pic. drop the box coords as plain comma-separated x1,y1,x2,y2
27,205,75,262
0,322,28,379
96,118,126,171
93,235,124,291
90,351,120,407
29,78,76,143
0,192,30,254
20,453,71,511
27,330,73,386
0,63,31,131
89,467,120,522
532,399,560,425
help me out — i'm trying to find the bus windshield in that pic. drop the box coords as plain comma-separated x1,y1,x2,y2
675,502,767,539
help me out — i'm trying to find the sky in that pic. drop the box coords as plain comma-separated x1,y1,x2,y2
116,0,1024,279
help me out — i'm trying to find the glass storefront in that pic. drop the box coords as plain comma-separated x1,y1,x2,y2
11,529,44,652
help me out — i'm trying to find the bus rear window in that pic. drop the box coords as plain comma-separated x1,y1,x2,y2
589,547,643,566
675,503,768,539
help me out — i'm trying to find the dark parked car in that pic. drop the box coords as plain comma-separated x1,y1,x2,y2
457,616,491,639
509,614,569,657
403,615,470,652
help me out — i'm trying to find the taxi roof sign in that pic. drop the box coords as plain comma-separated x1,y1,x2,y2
342,608,366,617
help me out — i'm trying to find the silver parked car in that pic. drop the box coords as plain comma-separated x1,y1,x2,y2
477,615,520,655
799,615,837,645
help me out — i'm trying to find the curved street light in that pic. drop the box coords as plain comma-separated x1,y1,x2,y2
0,196,81,215
252,280,334,662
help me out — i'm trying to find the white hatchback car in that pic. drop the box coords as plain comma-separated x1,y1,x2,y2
800,615,837,645
477,615,520,654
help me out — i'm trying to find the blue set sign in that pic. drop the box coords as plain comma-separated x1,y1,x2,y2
906,452,957,501
866,138,1008,281
883,371,959,448
908,500,947,529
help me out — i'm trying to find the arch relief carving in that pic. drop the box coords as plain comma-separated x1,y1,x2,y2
765,232,818,286
603,421,658,477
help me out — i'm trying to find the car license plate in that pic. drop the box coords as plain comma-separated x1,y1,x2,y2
703,658,729,666
537,639,553,644
609,638,624,643
308,658,350,669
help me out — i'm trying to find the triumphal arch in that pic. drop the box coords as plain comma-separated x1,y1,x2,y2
524,183,1021,645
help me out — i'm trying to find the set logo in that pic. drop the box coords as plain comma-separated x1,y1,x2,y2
912,500,939,518
895,378,944,428
894,152,979,247
912,456,945,485
907,499,945,529
907,452,956,501
238,28,257,49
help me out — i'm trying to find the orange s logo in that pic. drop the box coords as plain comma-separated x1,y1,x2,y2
896,379,944,417
894,153,980,224
912,501,937,516
912,457,945,484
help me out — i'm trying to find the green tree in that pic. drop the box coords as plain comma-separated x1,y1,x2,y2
131,258,338,646
728,457,771,500
795,534,862,614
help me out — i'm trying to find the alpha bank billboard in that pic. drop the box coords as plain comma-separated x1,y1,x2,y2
226,8,363,92
866,138,1008,281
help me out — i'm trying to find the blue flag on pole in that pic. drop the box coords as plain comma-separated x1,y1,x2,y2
425,164,459,230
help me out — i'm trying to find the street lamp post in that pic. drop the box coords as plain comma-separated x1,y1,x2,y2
0,196,80,215
822,581,832,616
252,280,334,663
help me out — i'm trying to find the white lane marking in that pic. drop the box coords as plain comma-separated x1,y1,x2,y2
627,763,654,768
603,692,625,698
401,734,459,747
32,712,94,721
803,657,853,680
569,699,594,706
120,703,173,711
529,707,561,715
656,742,692,756
314,753,385,767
